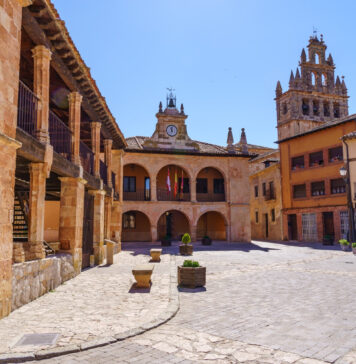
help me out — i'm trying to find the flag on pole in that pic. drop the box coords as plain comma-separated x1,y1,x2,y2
166,167,171,193
174,169,178,198
180,169,184,198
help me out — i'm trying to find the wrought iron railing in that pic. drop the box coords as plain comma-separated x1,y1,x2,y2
196,193,225,202
264,189,276,201
123,188,150,201
17,81,38,136
48,110,72,160
157,188,190,201
100,160,108,185
80,141,94,175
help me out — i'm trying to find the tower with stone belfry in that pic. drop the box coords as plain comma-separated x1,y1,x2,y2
275,34,349,140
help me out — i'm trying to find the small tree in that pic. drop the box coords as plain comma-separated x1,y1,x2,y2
181,233,191,245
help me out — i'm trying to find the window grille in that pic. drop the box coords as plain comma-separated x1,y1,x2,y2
311,181,325,196
302,213,318,241
309,151,323,167
293,184,306,198
328,147,343,163
340,211,349,239
330,179,346,194
292,156,305,170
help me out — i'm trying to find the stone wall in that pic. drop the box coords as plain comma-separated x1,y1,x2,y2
12,253,75,311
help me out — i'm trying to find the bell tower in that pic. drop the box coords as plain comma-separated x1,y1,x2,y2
276,34,349,140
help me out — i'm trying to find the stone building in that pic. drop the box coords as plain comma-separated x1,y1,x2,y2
0,0,125,318
121,93,251,243
276,34,349,141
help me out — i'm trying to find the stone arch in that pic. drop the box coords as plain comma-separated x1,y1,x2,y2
196,211,227,241
157,209,191,241
195,166,226,202
123,163,151,201
121,210,152,242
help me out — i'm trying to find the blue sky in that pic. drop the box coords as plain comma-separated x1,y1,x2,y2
53,0,356,148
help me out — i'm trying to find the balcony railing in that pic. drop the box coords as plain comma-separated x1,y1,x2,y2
17,81,38,136
80,141,94,175
49,110,72,161
265,189,276,201
100,160,108,185
123,188,150,201
157,188,190,201
196,193,225,202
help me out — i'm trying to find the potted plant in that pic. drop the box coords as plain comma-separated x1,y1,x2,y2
339,239,350,252
323,234,334,246
178,260,206,288
179,233,193,255
161,235,172,246
352,242,356,255
201,235,212,245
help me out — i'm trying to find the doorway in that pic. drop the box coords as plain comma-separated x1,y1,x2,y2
264,213,269,238
322,212,334,242
288,214,298,240
82,191,94,268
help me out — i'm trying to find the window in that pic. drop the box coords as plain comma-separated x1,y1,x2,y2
213,179,224,194
282,102,287,115
302,99,309,115
334,103,340,118
292,155,305,170
302,213,318,241
262,183,266,196
323,101,330,117
123,176,136,192
271,209,275,222
254,185,258,198
269,181,275,195
293,184,306,198
330,178,346,194
311,72,316,86
328,146,343,162
321,74,327,86
123,213,136,229
311,181,325,196
178,178,190,193
309,151,324,167
315,53,320,64
340,211,349,239
196,178,207,193
255,210,259,223
313,100,319,116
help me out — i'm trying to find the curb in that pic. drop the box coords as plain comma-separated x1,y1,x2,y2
0,255,179,363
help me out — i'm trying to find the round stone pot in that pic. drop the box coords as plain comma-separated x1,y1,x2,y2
340,244,350,252
179,244,193,256
352,247,356,255
178,266,206,288
161,239,172,247
201,237,212,245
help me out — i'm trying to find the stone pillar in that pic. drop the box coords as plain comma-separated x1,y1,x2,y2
68,92,82,166
191,178,197,202
104,139,113,187
111,200,122,250
27,163,46,260
190,224,197,242
104,195,112,240
112,149,124,202
151,225,158,242
0,0,32,319
32,45,51,144
91,122,101,177
89,189,105,265
151,176,157,201
59,177,86,275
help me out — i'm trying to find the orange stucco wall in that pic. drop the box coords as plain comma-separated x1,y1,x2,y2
44,201,60,242
122,211,151,241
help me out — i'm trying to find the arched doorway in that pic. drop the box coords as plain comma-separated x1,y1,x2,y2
156,165,190,201
197,211,227,240
157,210,190,240
123,164,150,201
122,210,151,242
196,167,225,202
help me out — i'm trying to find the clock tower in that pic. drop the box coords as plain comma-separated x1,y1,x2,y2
143,90,199,151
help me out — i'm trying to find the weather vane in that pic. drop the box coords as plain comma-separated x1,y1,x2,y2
166,87,175,93
313,26,318,37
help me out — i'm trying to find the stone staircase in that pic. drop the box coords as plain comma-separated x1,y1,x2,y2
13,192,29,242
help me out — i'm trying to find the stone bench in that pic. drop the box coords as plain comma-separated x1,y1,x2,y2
150,248,162,262
132,264,154,288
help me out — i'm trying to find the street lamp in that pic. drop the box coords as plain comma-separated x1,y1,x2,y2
340,165,356,242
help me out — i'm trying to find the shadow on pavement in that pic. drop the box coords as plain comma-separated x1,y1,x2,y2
253,239,343,252
128,282,152,293
177,286,207,293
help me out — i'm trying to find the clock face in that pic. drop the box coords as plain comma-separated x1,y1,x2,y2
166,125,178,137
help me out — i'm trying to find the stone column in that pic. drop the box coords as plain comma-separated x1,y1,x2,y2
89,189,105,265
104,195,112,239
150,176,157,201
111,201,122,250
32,45,51,144
191,177,197,202
112,150,124,202
191,224,197,242
91,122,101,177
68,92,82,166
151,225,158,242
59,177,86,275
104,139,113,187
27,163,46,260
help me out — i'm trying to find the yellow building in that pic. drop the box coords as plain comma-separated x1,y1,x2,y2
119,93,251,243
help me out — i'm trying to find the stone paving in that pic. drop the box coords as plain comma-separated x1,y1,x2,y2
3,241,356,363
0,248,174,356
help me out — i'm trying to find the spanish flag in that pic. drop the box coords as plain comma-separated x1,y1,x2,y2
174,169,178,198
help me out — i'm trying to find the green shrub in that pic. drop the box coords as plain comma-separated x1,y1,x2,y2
339,239,350,246
183,260,200,267
352,242,356,248
181,233,191,245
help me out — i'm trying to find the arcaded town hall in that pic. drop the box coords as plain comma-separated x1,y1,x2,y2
121,92,251,243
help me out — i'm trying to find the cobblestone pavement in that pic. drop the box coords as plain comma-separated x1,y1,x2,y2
0,249,173,356
13,241,356,363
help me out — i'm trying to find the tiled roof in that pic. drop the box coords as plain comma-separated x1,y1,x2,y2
342,131,356,140
249,149,280,162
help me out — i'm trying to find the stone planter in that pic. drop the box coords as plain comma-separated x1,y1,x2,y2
201,237,212,245
161,239,172,247
179,244,193,256
353,247,356,255
150,248,162,262
340,244,350,252
178,266,206,288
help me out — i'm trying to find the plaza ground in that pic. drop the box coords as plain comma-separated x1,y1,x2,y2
1,241,356,363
